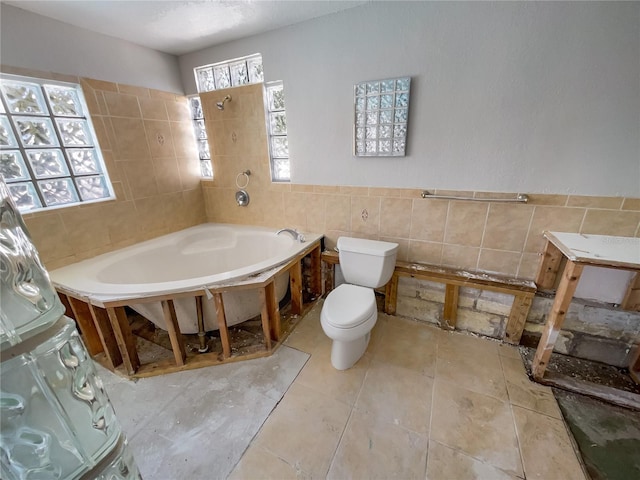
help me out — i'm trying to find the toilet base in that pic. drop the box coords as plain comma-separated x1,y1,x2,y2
330,332,371,370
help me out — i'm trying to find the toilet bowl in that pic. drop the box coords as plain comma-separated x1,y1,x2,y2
320,237,398,370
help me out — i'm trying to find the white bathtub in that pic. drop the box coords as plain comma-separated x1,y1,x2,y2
50,224,322,333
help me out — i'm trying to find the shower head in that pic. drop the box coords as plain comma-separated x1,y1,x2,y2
216,94,232,110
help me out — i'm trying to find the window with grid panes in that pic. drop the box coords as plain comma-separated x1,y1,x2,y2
0,74,114,212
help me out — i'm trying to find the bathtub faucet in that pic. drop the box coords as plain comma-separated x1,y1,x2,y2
276,228,305,243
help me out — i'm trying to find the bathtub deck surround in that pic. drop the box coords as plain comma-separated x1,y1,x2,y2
51,224,323,378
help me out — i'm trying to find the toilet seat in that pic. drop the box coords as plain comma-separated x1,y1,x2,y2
322,284,376,328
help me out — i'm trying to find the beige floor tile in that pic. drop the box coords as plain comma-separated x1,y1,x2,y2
228,445,310,480
436,334,508,401
327,409,428,480
372,316,438,376
512,405,586,480
430,380,524,477
295,343,370,405
284,305,327,354
355,360,434,435
426,441,520,480
501,356,562,419
254,383,351,478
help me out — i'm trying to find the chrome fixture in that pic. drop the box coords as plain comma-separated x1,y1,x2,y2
276,228,305,243
421,191,529,203
216,94,232,110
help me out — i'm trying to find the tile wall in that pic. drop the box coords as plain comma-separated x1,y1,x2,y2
1,65,206,270
200,86,640,282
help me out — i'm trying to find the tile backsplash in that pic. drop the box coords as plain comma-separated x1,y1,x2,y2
199,86,640,281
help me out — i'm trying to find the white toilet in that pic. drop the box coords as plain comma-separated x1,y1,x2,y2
320,237,399,370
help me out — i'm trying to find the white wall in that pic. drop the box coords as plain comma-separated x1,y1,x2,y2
1,4,183,93
180,2,640,196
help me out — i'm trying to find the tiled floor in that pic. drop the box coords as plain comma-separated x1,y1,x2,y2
229,301,588,480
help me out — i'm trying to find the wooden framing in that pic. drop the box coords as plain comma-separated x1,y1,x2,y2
531,231,640,408
321,251,536,344
622,272,640,312
56,239,323,379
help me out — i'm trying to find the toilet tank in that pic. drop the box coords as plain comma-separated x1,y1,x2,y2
337,237,399,288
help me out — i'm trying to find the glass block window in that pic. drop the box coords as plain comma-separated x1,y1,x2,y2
194,53,263,93
264,81,290,182
192,53,265,179
0,74,114,211
354,77,411,157
187,96,212,178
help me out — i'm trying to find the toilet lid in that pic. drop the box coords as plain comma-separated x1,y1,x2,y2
324,284,377,328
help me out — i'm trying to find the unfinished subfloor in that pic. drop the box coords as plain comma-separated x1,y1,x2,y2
99,300,589,479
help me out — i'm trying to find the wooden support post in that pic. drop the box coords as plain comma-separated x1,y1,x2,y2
532,260,584,380
310,245,322,296
266,280,281,341
621,272,640,312
258,287,272,351
88,304,123,369
535,240,564,290
290,259,303,315
504,294,534,345
213,293,231,358
384,272,399,315
442,284,459,330
324,263,335,295
67,296,104,356
630,347,640,385
106,306,140,375
161,300,186,366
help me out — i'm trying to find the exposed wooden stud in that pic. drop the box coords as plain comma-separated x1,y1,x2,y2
504,294,534,345
324,262,335,295
106,306,140,375
621,272,640,312
161,300,187,366
213,293,231,358
88,304,123,369
384,272,399,315
442,284,459,330
630,347,640,385
67,296,104,356
265,280,281,341
258,287,272,351
290,259,303,314
535,240,564,290
532,260,584,380
310,244,322,296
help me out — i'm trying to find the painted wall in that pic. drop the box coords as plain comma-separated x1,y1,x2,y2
180,1,640,196
0,4,184,93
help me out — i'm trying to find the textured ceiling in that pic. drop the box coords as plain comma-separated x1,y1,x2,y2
4,1,368,55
